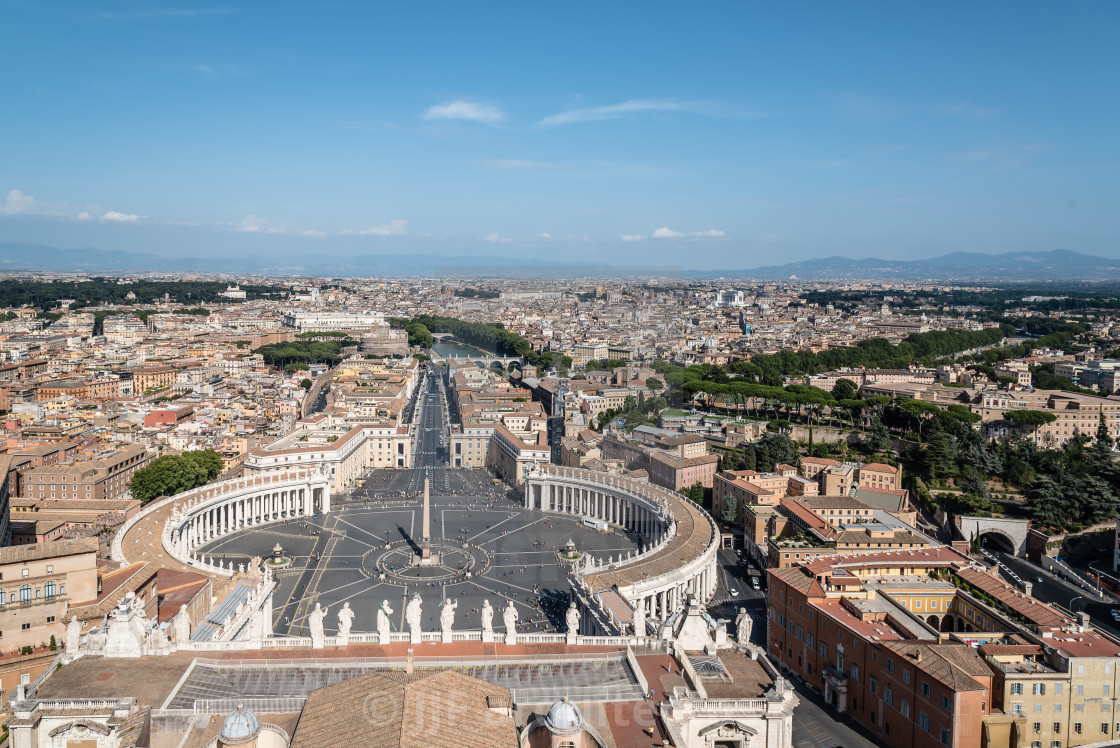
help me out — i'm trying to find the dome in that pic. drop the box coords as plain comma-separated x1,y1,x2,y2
220,705,261,744
546,697,584,735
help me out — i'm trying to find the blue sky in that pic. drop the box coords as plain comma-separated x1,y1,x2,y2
1,1,1118,270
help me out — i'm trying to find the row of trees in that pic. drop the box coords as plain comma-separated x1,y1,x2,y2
128,450,224,504
0,279,265,310
254,337,354,367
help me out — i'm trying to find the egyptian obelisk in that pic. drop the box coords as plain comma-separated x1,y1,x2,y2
420,474,432,563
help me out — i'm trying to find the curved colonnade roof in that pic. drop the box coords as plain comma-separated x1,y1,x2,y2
549,471,714,594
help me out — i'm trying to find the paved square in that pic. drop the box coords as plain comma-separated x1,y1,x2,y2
198,477,641,638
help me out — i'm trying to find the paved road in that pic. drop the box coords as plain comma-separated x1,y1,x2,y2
995,552,1120,635
790,682,883,748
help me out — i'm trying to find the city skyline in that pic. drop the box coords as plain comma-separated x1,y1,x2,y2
2,1,1119,267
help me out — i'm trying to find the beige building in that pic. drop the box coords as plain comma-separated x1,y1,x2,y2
21,444,153,502
0,538,99,653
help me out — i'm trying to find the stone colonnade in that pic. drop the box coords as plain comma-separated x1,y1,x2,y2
165,472,331,563
524,466,720,634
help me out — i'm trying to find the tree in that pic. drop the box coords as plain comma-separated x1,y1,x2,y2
921,431,958,481
1005,410,1057,427
899,399,940,437
645,377,663,394
128,450,225,504
1091,410,1114,460
680,482,705,505
300,378,313,390
831,378,859,401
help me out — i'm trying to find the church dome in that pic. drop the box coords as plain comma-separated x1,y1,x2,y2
546,697,584,735
220,705,261,744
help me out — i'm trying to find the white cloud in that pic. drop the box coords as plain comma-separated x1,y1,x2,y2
235,215,262,232
299,229,327,238
482,232,500,243
0,189,37,215
652,226,684,239
101,210,139,223
540,98,700,127
422,100,503,123
265,226,286,234
620,234,644,242
341,219,407,236
76,211,92,221
938,102,1000,119
691,229,726,238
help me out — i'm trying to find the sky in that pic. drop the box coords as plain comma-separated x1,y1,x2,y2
1,1,1118,270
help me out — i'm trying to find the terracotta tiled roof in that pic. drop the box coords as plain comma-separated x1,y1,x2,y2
882,641,990,692
956,567,1069,628
290,670,518,748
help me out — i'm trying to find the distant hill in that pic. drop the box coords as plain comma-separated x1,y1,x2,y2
698,249,1120,281
0,243,1117,280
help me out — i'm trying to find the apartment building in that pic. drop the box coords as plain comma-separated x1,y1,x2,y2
602,431,720,491
21,445,153,502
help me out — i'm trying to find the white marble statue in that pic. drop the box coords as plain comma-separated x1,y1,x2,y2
565,602,579,634
405,594,423,636
502,599,518,633
440,598,458,634
480,599,494,632
173,605,192,643
337,602,355,638
633,599,646,636
309,602,328,644
735,607,752,646
377,600,394,636
65,615,82,653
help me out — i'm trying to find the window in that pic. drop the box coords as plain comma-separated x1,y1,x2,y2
902,699,910,717
941,694,952,711
1078,684,1085,696
1011,683,1024,696
918,712,930,732
886,658,895,673
851,664,860,682
1035,704,1042,713
1034,683,1047,696
941,727,952,746
1054,723,1061,733
19,585,30,603
44,582,55,598
884,686,894,706
46,616,54,623
1106,685,1112,697
1034,723,1041,733
1103,723,1110,734
921,681,932,697
1014,704,1024,715
1056,684,1063,695
870,677,878,695
903,670,910,684
22,569,28,578
1075,722,1082,735
20,623,29,630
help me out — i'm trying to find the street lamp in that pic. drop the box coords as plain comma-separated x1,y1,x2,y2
1070,596,1086,613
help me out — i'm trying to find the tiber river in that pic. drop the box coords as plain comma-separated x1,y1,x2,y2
431,339,492,358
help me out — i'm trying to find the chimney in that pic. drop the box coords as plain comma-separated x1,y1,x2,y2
1078,612,1092,631
406,648,414,675
1024,582,1033,597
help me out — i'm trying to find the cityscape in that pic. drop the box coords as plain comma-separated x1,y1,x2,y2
2,3,1120,748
